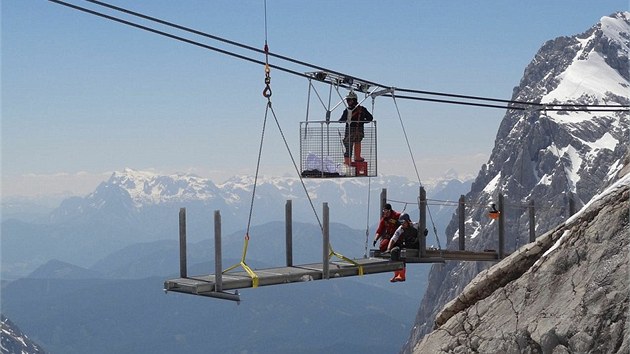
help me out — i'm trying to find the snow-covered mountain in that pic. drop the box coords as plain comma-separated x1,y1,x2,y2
2,168,471,279
48,168,470,232
1,315,46,353
405,11,629,352
413,167,629,353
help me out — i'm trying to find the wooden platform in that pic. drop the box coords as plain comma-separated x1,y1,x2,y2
370,248,500,263
164,257,404,302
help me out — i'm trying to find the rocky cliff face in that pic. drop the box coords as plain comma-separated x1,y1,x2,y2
412,169,629,353
404,11,630,352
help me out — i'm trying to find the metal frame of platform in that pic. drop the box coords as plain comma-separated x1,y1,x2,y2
164,202,409,302
369,249,499,263
164,187,530,302
164,258,404,301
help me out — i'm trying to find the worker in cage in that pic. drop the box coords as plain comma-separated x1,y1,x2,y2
339,91,373,165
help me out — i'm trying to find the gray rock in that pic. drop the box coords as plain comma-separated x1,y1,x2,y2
412,181,629,353
405,12,630,353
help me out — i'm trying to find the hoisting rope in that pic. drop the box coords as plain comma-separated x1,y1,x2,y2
262,0,272,99
223,0,274,287
391,93,445,250
268,97,364,274
391,93,422,186
227,2,361,277
221,99,269,288
363,96,378,258
426,203,443,254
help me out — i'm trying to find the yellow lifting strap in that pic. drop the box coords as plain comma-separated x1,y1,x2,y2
223,233,260,288
329,244,364,276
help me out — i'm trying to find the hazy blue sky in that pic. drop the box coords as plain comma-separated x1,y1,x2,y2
2,1,628,198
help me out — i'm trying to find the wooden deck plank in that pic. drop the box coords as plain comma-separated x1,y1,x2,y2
164,258,404,298
369,249,500,263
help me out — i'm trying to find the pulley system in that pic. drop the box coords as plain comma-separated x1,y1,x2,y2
300,71,394,179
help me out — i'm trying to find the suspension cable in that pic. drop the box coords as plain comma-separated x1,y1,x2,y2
426,204,442,251
49,0,310,79
223,1,273,287
51,0,630,113
391,93,423,186
222,99,270,287
267,104,323,229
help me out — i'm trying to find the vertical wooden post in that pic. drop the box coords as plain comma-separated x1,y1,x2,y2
214,210,223,292
418,187,427,258
380,188,387,215
179,208,187,278
458,195,465,251
498,193,505,259
529,200,536,243
285,200,293,267
322,202,330,280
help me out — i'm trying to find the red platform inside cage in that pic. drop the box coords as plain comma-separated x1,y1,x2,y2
352,161,368,176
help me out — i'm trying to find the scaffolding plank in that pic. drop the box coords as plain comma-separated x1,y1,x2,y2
164,258,404,297
425,249,499,261
369,249,500,263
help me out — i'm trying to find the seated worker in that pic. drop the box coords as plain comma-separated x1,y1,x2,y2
372,203,401,252
385,213,419,282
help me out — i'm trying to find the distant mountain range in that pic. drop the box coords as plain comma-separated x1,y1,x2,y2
2,209,434,354
1,170,471,280
1,169,469,353
45,168,472,230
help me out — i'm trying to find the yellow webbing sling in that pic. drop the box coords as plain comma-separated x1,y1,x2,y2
223,233,259,288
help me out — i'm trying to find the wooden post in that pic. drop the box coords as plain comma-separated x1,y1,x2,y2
418,187,427,258
285,200,293,267
458,195,465,251
179,208,187,278
380,188,387,215
214,210,223,292
498,193,505,259
529,200,536,243
322,202,330,280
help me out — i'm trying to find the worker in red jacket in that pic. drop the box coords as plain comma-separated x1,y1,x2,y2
372,203,401,252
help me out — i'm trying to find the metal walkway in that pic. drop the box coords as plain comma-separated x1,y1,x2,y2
164,187,513,302
164,258,404,302
370,249,499,263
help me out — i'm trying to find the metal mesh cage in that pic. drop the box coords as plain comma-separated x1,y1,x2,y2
300,121,377,178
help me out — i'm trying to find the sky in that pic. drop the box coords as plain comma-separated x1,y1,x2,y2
2,0,629,199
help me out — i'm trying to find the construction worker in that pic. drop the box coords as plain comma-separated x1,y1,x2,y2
373,203,401,252
385,213,419,282
339,91,373,165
